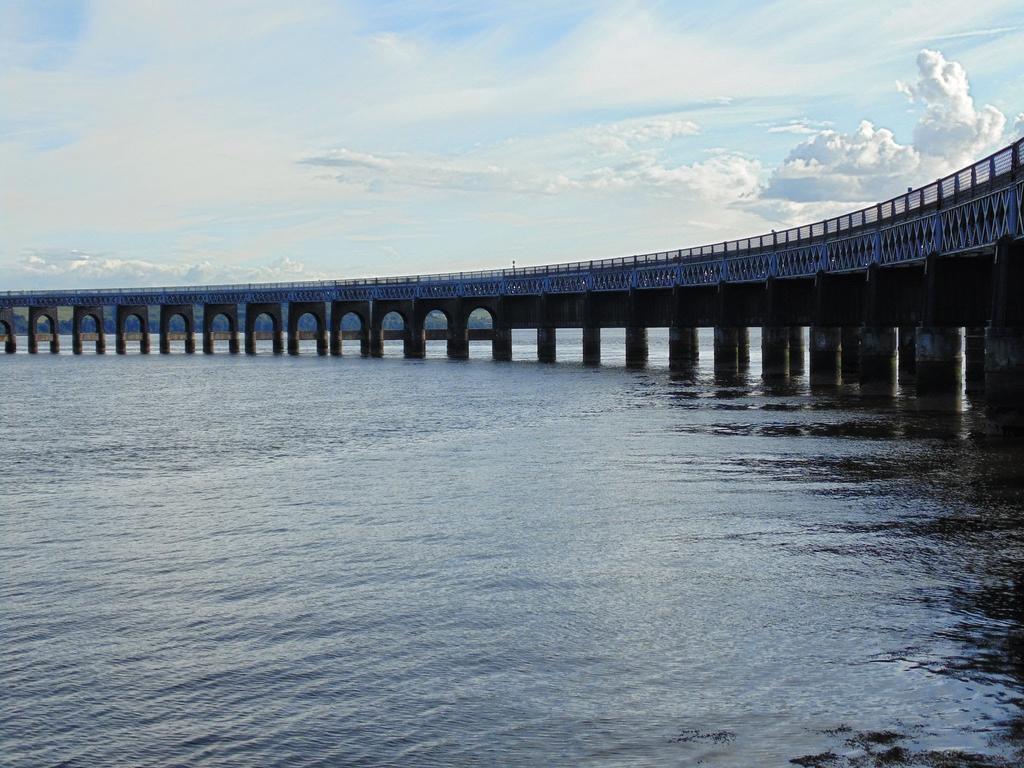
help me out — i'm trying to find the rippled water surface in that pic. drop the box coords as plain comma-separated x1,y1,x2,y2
3,330,1023,766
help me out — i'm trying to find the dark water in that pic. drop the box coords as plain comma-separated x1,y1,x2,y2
2,330,1023,767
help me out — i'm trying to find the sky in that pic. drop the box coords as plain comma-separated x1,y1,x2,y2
1,0,1023,290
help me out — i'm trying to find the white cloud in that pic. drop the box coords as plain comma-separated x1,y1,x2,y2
1014,113,1024,138
896,48,1006,165
764,119,834,135
765,50,1014,206
765,121,919,203
8,250,321,290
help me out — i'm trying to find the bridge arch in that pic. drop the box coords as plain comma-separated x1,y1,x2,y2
245,302,283,354
423,308,450,357
201,303,239,354
0,318,12,353
72,306,105,354
117,308,150,354
287,301,328,356
28,307,60,354
335,310,366,355
377,310,407,357
161,311,194,354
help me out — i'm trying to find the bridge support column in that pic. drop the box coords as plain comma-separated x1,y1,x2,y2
625,327,648,368
760,326,789,378
203,304,239,354
405,317,425,359
737,327,750,367
0,308,15,354
72,306,106,354
859,327,897,385
537,328,556,363
288,301,328,356
492,327,512,361
115,305,150,355
713,327,741,371
898,326,917,376
369,326,383,357
915,327,962,395
625,288,648,368
789,327,805,373
809,327,841,377
582,327,600,365
841,326,861,377
669,327,699,370
984,239,1024,434
245,302,283,355
28,306,60,354
159,304,195,354
447,323,468,360
965,327,986,393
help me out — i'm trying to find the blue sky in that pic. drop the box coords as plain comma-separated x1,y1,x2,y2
1,0,1022,288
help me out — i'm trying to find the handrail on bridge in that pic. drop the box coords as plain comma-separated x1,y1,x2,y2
2,137,1021,299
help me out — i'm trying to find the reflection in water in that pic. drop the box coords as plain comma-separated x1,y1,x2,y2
1,329,1023,766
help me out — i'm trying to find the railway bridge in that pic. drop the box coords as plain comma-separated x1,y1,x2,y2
3,139,1023,432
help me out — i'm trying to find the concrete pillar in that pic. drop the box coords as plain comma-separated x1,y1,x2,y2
447,324,468,359
492,327,512,361
405,321,425,359
915,327,962,395
809,326,841,377
537,327,556,363
986,328,1024,434
859,327,897,384
965,327,986,393
898,326,917,376
714,326,740,370
737,327,750,366
841,326,861,376
625,327,648,368
984,239,1024,433
788,327,805,373
28,306,60,354
669,326,698,370
369,326,383,357
760,326,790,378
72,306,106,355
582,326,600,365
203,304,239,354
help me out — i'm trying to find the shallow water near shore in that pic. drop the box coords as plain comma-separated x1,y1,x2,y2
2,329,1023,766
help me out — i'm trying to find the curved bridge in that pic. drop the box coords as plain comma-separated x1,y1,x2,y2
2,138,1024,432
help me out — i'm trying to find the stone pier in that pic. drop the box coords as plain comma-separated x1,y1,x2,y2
625,327,648,368
809,326,841,378
537,327,556,363
859,326,897,385
714,327,741,371
985,238,1024,433
788,327,805,374
669,326,699,370
898,326,917,376
761,326,790,378
582,326,600,365
965,326,986,393
915,327,962,395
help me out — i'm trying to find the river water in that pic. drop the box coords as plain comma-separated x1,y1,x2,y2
2,330,1023,767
